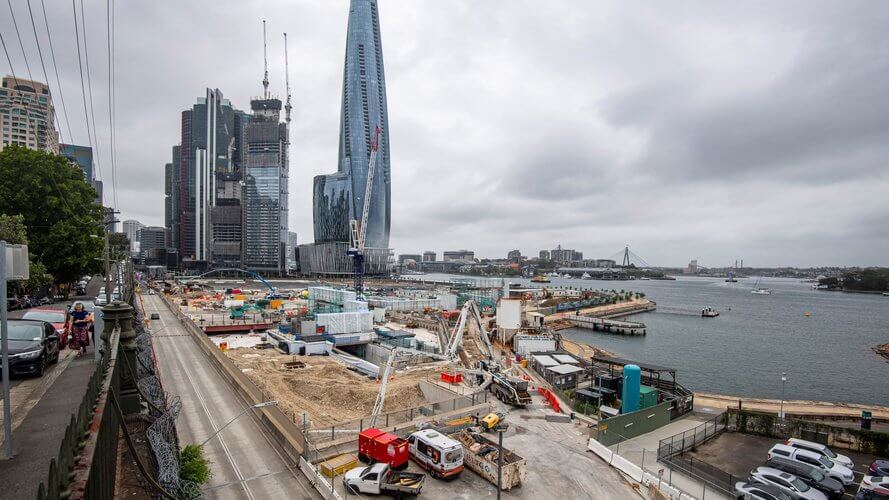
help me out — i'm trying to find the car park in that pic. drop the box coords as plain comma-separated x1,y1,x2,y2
785,439,854,470
22,308,69,349
766,457,844,498
769,444,855,486
870,461,889,478
4,319,61,376
734,481,794,499
750,467,827,500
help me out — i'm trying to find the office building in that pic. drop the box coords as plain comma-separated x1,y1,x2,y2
422,251,436,262
243,96,288,274
303,0,393,276
210,172,245,268
551,245,582,264
0,76,59,154
287,231,299,271
122,220,144,253
139,226,167,254
60,143,103,204
539,250,550,260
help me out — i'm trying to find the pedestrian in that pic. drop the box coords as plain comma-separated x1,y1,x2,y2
67,301,93,356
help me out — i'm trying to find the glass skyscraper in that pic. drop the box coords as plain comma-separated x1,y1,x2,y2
314,0,391,249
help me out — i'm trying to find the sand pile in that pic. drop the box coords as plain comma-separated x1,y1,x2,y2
226,348,440,426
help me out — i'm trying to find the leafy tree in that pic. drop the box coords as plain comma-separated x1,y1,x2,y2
0,146,103,283
109,232,130,261
179,444,212,484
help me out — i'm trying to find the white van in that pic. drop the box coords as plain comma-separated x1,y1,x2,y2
407,429,464,479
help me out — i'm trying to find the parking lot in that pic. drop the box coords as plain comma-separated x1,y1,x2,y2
688,431,881,498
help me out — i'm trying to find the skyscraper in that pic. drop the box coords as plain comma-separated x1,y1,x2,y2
302,0,393,276
0,76,59,154
314,0,391,249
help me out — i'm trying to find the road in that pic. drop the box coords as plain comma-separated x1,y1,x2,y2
143,294,319,499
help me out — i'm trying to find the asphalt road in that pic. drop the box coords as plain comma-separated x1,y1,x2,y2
143,293,320,499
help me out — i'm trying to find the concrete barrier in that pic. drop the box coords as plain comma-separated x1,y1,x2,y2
588,438,697,500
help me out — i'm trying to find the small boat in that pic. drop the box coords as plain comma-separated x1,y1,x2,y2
751,278,771,295
639,277,650,280
702,307,719,318
581,272,591,279
530,275,550,283
883,291,889,297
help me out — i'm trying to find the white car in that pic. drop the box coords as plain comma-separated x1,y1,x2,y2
749,467,827,500
768,444,854,486
861,477,889,493
785,438,854,470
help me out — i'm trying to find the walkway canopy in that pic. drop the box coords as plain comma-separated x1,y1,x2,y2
591,354,678,388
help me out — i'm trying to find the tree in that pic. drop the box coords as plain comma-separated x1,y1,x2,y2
0,146,103,283
109,232,130,261
0,214,54,291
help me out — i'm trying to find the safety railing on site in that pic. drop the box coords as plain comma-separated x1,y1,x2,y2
656,413,734,496
306,391,490,448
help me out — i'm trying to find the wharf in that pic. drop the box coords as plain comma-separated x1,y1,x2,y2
567,315,647,335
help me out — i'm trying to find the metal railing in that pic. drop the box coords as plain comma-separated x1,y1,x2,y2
656,413,734,496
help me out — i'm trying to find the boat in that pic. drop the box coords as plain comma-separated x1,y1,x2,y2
883,292,889,297
751,278,771,295
581,272,591,280
530,275,550,283
639,277,650,281
701,307,719,318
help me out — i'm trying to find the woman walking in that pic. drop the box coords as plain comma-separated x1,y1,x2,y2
67,302,92,356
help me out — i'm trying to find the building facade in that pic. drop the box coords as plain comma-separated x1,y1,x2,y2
243,97,288,274
139,226,167,254
122,220,144,254
443,250,475,262
60,143,103,204
422,251,436,262
0,77,59,154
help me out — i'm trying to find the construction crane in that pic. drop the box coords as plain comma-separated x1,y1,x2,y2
347,125,382,298
368,347,410,428
283,32,292,124
261,20,270,99
443,300,495,362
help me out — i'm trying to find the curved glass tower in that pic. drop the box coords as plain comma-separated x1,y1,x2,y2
314,0,391,249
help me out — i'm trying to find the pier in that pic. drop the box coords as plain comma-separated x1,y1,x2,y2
567,315,647,335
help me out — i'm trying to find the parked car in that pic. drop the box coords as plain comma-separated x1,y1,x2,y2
769,444,855,486
750,467,828,500
7,297,23,310
4,319,61,376
856,488,889,499
861,478,889,493
734,481,794,500
785,439,854,470
766,457,845,498
22,308,69,349
870,461,889,478
343,463,424,497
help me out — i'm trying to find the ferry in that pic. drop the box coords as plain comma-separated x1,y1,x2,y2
701,307,719,318
530,275,551,283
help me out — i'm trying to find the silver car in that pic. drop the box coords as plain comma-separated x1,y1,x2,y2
734,481,793,500
750,467,827,500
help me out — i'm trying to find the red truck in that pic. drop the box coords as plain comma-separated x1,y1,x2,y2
358,428,409,469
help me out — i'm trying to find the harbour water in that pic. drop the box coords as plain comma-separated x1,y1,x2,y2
420,274,889,406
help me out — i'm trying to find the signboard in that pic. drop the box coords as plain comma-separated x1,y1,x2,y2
3,244,28,280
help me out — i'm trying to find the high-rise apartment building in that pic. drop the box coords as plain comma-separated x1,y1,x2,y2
0,77,59,154
302,0,393,276
243,97,288,274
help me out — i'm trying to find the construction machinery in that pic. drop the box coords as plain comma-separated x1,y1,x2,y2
347,125,382,298
477,412,505,432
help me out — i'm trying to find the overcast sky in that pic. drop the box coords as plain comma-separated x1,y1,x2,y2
3,0,888,267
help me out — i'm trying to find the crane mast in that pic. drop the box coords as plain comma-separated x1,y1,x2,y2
262,20,269,99
283,32,292,124
348,125,382,297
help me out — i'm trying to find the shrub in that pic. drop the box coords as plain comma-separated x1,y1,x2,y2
180,444,212,485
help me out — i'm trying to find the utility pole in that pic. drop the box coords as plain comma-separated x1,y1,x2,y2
104,208,112,305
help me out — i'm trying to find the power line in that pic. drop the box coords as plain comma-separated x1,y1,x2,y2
78,0,105,199
39,0,74,145
0,30,20,83
6,0,35,84
71,0,101,184
106,0,118,210
25,0,69,144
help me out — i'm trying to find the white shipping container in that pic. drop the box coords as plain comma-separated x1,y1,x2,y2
513,334,556,357
315,311,374,334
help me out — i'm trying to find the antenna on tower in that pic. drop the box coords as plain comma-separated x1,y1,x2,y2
262,20,270,99
284,32,292,124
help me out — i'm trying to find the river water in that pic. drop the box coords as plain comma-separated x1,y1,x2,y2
417,274,889,406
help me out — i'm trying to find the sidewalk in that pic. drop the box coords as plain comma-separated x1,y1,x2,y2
609,414,730,500
0,345,99,500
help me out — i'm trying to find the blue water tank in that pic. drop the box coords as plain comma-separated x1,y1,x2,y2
622,364,641,414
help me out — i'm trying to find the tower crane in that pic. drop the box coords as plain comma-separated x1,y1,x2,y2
347,125,382,298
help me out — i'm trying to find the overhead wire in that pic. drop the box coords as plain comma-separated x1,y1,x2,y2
106,0,118,210
71,0,102,183
6,0,35,83
0,29,20,83
39,0,74,144
77,0,105,201
25,0,69,144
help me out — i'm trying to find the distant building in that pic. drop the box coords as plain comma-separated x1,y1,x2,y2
422,251,436,262
122,220,144,253
443,250,475,262
139,226,167,254
684,259,699,274
287,232,299,271
539,250,550,260
0,76,59,154
551,245,582,263
399,254,422,265
210,172,245,268
60,143,102,204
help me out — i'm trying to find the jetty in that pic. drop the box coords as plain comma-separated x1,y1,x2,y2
567,315,647,335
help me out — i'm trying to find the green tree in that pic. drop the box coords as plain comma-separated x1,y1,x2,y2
179,444,212,484
109,232,130,261
0,146,103,283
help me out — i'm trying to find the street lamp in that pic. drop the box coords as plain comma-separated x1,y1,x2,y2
779,372,787,419
201,400,277,446
494,424,507,500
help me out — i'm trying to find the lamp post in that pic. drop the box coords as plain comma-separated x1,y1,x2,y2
779,372,787,419
495,424,507,500
201,401,277,446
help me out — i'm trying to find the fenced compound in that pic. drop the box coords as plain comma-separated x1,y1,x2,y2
656,413,733,497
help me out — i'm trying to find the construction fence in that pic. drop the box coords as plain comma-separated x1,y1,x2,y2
656,413,732,497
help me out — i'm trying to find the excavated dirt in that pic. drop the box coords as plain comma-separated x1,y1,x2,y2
225,348,442,426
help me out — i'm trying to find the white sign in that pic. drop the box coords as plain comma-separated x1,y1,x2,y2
3,244,29,281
